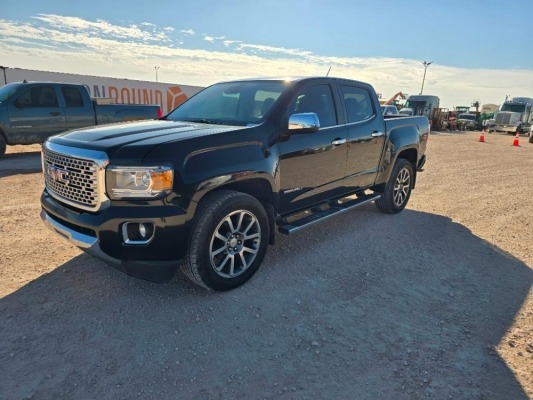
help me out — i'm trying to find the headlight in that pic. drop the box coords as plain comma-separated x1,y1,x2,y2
106,166,173,200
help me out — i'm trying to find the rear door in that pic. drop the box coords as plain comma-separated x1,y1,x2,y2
341,84,386,189
278,82,349,213
8,85,66,144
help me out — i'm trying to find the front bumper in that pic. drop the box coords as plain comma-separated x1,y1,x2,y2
40,190,192,282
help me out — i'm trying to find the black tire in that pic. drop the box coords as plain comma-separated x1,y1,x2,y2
182,190,270,291
0,135,6,157
375,158,413,214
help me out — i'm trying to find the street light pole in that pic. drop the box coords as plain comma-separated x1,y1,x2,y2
419,61,432,95
155,66,160,82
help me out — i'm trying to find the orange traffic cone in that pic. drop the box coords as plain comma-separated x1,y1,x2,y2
512,131,520,147
479,129,485,142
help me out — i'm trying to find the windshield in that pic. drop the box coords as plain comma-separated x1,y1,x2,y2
458,114,476,121
402,100,428,115
166,81,289,126
0,83,20,104
501,103,526,113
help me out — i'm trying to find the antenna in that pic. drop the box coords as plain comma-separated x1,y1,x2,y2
326,66,331,77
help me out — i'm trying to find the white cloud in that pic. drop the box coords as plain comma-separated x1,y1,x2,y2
223,39,241,47
1,15,532,107
203,35,225,43
180,29,195,36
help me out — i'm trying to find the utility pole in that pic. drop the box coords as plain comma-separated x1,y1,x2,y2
155,66,160,83
0,66,7,85
419,61,432,95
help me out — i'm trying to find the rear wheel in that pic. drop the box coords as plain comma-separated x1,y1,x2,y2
375,158,413,214
182,190,269,291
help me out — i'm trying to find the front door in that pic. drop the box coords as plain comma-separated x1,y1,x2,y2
8,85,66,144
278,83,348,213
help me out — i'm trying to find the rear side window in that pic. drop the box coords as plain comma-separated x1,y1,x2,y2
16,86,59,108
341,86,375,123
62,87,84,107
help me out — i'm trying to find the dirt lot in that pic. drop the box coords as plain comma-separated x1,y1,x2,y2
0,132,532,399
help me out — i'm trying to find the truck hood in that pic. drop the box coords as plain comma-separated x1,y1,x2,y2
48,119,247,159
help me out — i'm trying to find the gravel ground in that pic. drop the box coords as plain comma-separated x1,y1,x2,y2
0,131,532,400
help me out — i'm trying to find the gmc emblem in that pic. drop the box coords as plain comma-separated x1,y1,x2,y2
47,165,70,185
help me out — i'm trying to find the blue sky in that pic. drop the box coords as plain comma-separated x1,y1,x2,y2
2,0,533,108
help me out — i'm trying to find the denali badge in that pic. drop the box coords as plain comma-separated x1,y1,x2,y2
47,165,70,185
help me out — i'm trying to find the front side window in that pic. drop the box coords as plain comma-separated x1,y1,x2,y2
16,86,58,108
341,86,375,123
290,84,337,128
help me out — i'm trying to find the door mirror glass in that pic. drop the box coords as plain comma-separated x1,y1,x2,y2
288,112,320,133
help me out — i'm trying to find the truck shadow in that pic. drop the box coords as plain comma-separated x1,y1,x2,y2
0,207,531,399
0,151,42,177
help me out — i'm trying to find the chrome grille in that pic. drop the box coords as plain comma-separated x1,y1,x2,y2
495,113,511,124
42,142,109,211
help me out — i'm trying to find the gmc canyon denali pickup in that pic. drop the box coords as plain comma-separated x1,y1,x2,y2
0,81,160,156
40,77,429,291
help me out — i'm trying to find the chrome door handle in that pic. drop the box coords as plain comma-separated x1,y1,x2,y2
331,138,347,145
371,131,385,137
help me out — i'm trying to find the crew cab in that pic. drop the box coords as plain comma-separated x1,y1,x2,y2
0,81,161,156
40,77,429,291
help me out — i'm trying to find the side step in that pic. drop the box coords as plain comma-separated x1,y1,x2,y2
278,193,381,235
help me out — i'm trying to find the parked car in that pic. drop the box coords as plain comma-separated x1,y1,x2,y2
40,77,429,291
457,113,479,130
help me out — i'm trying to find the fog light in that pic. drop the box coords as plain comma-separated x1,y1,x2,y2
139,223,147,238
122,222,155,244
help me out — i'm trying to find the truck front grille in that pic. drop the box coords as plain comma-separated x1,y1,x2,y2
495,113,511,124
42,143,109,211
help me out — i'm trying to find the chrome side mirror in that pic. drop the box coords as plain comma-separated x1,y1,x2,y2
288,112,320,133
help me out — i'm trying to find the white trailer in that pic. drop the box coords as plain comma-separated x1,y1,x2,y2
0,66,203,114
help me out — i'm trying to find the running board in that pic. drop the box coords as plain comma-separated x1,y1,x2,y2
278,193,381,235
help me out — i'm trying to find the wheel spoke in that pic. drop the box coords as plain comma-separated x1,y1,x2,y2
242,246,258,255
228,255,236,276
238,253,248,271
235,212,245,232
244,232,260,240
215,254,232,272
211,244,227,257
215,232,227,242
243,219,255,235
225,216,236,233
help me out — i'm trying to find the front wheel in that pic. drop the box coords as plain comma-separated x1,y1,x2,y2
375,158,413,214
182,190,270,291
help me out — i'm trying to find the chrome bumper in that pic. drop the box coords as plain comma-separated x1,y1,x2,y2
40,209,178,282
40,209,121,266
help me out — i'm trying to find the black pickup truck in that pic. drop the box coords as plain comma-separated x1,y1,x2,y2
40,77,429,291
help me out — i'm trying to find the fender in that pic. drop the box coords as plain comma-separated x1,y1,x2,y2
182,139,277,207
374,122,422,186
